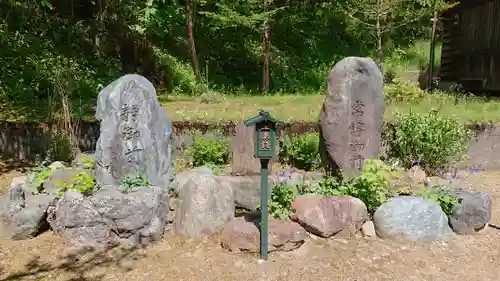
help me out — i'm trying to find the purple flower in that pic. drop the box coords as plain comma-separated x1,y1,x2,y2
312,159,319,164
289,169,297,173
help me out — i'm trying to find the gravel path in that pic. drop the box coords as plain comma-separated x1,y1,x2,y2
0,169,499,281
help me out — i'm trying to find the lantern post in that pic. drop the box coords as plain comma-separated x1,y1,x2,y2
244,110,280,261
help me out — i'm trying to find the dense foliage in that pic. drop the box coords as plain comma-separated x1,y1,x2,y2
386,109,471,173
1,0,449,103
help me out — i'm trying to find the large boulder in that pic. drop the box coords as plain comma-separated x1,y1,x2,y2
47,187,168,248
319,57,384,179
291,195,368,238
449,191,491,234
373,196,454,243
174,173,234,238
170,166,213,196
221,215,307,253
218,170,303,211
0,178,53,240
93,74,174,189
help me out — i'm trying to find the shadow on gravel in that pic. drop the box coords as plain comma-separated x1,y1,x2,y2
0,244,146,281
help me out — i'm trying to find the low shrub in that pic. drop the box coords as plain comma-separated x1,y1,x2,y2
46,130,77,163
185,132,230,167
384,79,425,103
28,159,53,193
199,90,225,104
268,182,297,220
268,159,399,218
279,133,320,171
80,155,95,170
307,158,399,214
386,109,470,173
417,185,458,216
56,172,97,198
119,173,152,192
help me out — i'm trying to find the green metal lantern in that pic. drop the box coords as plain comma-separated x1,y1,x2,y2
244,110,281,262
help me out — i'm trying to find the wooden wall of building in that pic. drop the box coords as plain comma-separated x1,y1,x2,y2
440,0,500,91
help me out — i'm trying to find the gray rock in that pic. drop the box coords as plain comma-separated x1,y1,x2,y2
174,173,234,238
218,170,303,211
319,57,384,179
361,221,376,238
373,196,454,243
0,184,53,240
449,191,491,235
170,166,213,196
94,74,174,189
218,175,276,211
49,161,68,172
47,186,168,248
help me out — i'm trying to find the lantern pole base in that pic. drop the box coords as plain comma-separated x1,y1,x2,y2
259,158,270,261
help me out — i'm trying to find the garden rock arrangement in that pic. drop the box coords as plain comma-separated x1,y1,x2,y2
0,74,175,248
0,66,495,258
0,176,52,240
48,187,168,247
373,196,454,242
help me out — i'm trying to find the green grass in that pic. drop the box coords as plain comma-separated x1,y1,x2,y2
1,90,499,124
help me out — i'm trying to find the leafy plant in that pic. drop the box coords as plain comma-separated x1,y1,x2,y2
268,182,297,220
304,159,399,214
199,90,225,104
80,155,95,170
119,173,152,191
28,158,53,193
383,79,425,103
279,133,320,171
387,109,471,173
56,172,97,198
417,185,458,216
185,133,230,167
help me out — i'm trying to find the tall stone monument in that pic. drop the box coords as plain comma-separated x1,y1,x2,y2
94,74,174,188
231,121,262,175
319,57,384,179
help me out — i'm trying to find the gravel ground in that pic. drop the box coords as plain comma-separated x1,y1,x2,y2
0,166,499,281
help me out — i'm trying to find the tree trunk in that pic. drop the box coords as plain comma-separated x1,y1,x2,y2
428,10,439,89
185,0,201,84
262,0,270,93
263,22,271,92
376,13,383,72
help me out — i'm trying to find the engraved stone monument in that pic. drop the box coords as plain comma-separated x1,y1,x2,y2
231,121,262,175
319,57,384,179
94,74,174,188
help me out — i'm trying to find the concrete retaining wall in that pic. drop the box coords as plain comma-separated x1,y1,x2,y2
0,121,499,170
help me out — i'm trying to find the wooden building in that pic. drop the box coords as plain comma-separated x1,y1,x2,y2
439,0,500,92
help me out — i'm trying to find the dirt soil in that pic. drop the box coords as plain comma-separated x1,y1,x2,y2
0,168,499,281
